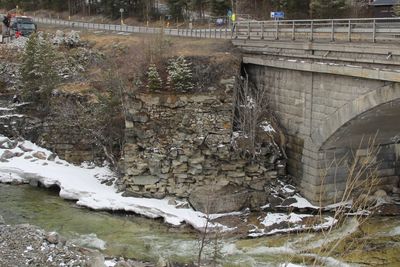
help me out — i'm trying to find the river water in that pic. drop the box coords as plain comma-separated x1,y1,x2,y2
1,183,399,266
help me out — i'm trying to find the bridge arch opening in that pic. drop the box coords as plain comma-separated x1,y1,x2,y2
315,97,400,204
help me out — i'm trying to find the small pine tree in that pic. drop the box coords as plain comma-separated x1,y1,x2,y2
167,56,193,92
20,33,59,112
147,64,163,91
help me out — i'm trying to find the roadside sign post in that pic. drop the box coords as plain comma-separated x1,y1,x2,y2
227,9,232,27
120,8,124,25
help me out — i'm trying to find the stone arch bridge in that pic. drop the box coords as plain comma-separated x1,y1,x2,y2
233,18,400,204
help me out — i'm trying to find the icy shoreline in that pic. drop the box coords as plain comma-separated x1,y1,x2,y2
0,136,218,231
0,135,338,236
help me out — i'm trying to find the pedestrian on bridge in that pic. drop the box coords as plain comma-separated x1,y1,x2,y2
231,13,237,38
2,13,11,36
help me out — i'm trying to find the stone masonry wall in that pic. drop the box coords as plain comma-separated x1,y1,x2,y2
120,88,281,203
245,63,400,204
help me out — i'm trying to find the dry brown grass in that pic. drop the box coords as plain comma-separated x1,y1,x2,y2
79,31,235,57
58,82,92,94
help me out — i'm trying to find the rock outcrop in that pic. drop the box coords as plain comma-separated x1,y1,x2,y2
121,82,285,213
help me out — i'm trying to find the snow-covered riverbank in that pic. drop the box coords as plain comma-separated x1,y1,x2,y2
0,135,219,231
0,134,338,236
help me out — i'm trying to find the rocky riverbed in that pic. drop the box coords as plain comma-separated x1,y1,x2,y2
0,215,153,267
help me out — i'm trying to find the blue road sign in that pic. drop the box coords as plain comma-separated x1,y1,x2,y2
227,9,232,18
270,11,285,19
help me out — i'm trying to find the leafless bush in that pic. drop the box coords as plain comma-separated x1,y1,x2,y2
308,137,382,265
196,188,224,267
232,67,285,160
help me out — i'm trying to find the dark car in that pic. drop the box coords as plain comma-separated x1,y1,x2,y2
10,16,37,37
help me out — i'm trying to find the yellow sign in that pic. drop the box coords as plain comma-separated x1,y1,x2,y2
232,13,236,22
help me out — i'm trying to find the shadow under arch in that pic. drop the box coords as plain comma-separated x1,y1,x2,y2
310,82,400,150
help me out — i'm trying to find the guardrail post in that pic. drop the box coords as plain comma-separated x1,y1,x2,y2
310,21,313,41
261,22,264,39
331,20,334,41
292,21,295,40
372,19,376,43
275,20,279,40
348,20,351,42
247,21,251,39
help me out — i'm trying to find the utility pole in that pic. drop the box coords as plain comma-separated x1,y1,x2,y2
120,8,124,25
68,0,71,20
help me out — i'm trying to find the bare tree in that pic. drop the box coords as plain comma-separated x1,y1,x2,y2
233,67,271,159
196,187,223,267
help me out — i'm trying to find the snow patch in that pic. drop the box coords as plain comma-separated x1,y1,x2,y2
6,36,28,50
261,213,312,227
249,212,337,238
0,135,229,231
104,259,117,267
388,226,400,236
259,121,275,133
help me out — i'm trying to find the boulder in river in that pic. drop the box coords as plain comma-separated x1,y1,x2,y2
189,184,267,213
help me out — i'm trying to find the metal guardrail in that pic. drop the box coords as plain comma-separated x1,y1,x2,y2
33,16,400,43
33,17,233,39
234,17,400,43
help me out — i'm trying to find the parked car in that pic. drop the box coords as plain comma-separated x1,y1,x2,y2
10,16,37,37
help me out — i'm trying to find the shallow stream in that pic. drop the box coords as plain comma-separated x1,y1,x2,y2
1,183,399,267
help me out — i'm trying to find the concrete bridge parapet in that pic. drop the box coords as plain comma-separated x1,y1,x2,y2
237,40,400,204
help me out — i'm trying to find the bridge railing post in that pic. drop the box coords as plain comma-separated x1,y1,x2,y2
275,20,279,40
292,21,295,40
247,21,251,39
372,19,376,43
331,19,335,42
348,20,351,42
261,21,264,40
310,21,314,41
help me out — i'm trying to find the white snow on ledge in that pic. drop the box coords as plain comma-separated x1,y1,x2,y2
0,136,226,232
